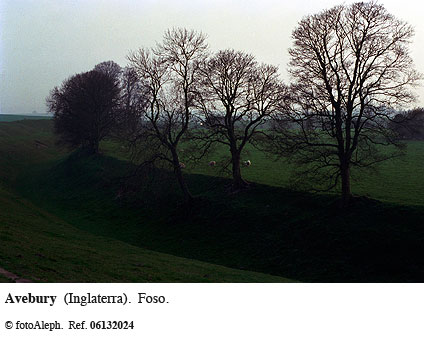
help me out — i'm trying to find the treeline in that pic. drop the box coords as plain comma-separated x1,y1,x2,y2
47,2,422,208
390,109,424,140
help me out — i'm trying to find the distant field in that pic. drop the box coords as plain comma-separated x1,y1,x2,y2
0,114,51,122
153,140,424,207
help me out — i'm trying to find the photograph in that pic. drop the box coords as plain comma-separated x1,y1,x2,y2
1,0,424,351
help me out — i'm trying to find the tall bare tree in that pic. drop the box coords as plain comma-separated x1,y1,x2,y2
127,28,208,202
197,49,286,190
271,1,421,207
115,66,147,138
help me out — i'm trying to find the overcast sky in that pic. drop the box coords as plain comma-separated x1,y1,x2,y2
1,0,424,114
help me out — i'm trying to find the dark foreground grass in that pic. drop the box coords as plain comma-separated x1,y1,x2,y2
0,274,13,282
2,118,424,282
16,146,424,282
0,183,289,282
0,119,290,282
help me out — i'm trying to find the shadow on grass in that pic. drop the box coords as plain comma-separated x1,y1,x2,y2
16,150,424,282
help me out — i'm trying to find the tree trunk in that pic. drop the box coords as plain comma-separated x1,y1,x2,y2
83,140,99,155
340,162,351,208
92,141,99,154
231,149,248,190
88,135,99,155
175,164,193,202
171,149,193,202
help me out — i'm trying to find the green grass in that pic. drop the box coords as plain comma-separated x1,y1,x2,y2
1,118,424,282
0,274,13,283
182,142,424,207
352,141,424,206
0,185,288,282
0,119,290,282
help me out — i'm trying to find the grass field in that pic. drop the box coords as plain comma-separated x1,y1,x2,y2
0,119,290,282
1,117,424,282
0,184,288,282
181,141,424,207
0,113,51,122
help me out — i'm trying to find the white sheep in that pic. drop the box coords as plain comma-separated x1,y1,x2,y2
208,161,216,167
243,160,251,167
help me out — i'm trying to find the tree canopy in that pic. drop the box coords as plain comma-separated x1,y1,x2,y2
197,49,286,189
127,28,208,201
270,1,421,206
47,69,121,154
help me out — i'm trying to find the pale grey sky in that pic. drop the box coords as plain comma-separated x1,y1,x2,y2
1,0,424,114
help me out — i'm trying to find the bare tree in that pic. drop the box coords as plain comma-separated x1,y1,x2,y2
115,66,147,138
197,49,286,190
271,1,421,207
47,69,121,154
127,28,208,202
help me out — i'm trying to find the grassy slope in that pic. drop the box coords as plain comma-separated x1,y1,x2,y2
19,157,424,282
2,118,424,282
352,141,424,206
0,274,13,282
0,118,289,282
184,142,424,207
0,185,287,282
